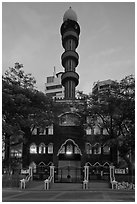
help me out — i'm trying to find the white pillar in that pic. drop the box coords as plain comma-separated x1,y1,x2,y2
50,164,55,183
110,165,115,182
84,164,89,181
44,179,49,190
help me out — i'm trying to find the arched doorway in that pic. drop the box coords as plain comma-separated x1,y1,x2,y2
56,139,82,183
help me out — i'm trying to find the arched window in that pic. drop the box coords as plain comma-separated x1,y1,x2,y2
66,144,73,155
103,145,110,154
39,143,46,154
39,128,44,135
48,143,53,154
103,128,109,135
94,126,101,135
85,143,92,154
74,146,80,154
32,128,37,135
59,146,65,154
59,113,80,126
86,127,91,135
48,125,53,135
57,139,82,156
30,143,37,154
93,143,101,154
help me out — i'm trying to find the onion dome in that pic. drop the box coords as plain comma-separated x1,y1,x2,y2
63,7,77,22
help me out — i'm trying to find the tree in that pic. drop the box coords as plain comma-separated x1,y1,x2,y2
87,75,135,174
2,63,53,170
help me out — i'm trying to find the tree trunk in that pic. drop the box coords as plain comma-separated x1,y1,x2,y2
3,133,12,174
4,133,10,165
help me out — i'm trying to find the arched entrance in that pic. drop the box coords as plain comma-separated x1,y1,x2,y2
56,139,82,183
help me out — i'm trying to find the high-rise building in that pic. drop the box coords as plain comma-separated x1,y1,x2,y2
45,69,64,99
92,79,115,93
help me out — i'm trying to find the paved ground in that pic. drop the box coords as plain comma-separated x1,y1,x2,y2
2,188,135,202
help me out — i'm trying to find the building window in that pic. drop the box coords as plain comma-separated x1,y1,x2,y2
39,143,46,154
58,140,82,156
46,85,62,90
30,143,37,154
66,144,73,155
74,146,80,154
85,143,92,154
47,76,54,83
48,125,53,135
86,127,91,135
48,143,53,154
103,146,110,154
59,146,65,154
39,128,45,135
94,126,100,135
103,128,108,135
10,149,22,158
32,128,37,135
93,144,101,154
59,113,80,126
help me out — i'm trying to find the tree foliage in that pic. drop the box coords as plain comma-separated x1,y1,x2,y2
2,63,53,167
87,75,135,172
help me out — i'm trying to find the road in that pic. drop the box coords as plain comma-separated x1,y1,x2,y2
2,188,135,202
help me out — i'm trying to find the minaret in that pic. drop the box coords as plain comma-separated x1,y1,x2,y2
60,7,80,99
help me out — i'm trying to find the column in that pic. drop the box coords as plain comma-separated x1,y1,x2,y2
84,164,89,181
109,164,115,182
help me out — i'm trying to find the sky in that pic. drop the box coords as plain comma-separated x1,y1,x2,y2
2,2,135,94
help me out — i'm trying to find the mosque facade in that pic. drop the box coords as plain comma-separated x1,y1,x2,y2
22,7,118,182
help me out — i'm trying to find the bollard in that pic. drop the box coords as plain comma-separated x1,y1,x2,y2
44,179,49,190
83,180,88,190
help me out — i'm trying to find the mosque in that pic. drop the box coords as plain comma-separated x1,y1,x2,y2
22,7,118,182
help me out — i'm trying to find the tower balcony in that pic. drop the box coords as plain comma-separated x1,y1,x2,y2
60,20,80,36
61,71,79,86
62,30,79,48
61,50,79,68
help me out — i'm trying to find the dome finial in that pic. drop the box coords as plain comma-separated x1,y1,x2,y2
63,7,77,22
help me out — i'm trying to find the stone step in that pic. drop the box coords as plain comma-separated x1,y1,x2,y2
26,181,44,190
25,180,110,191
51,182,82,190
89,181,110,189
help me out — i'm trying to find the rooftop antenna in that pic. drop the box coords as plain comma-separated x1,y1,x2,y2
53,66,56,77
